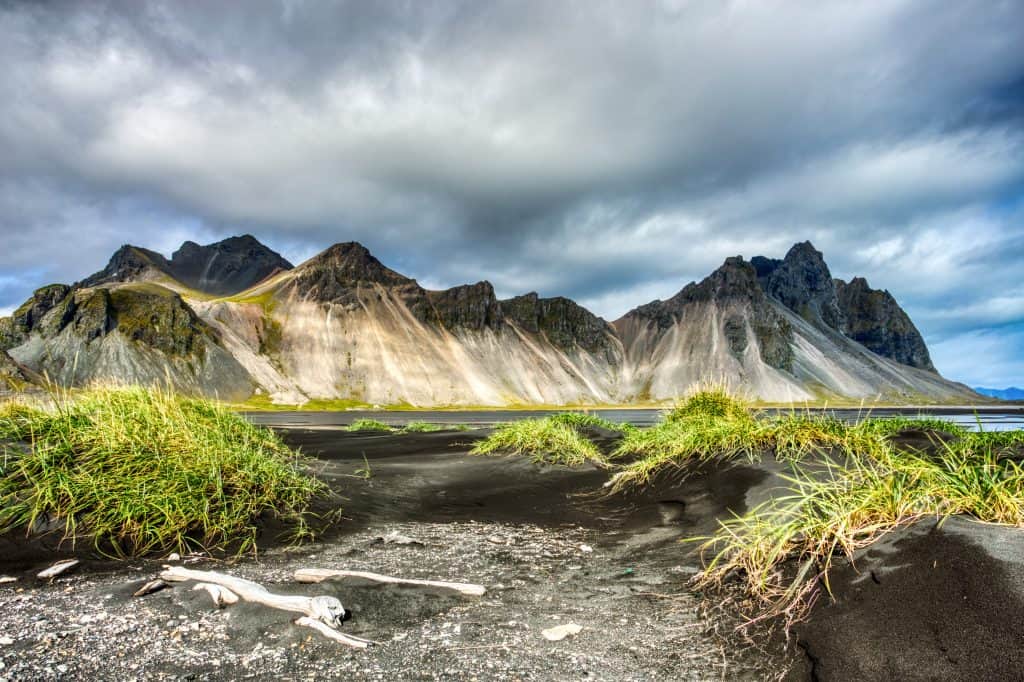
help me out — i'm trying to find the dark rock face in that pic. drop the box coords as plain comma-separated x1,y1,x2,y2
420,282,503,331
835,277,935,372
106,286,215,356
1,284,73,350
501,292,618,357
82,236,292,296
283,242,416,305
763,241,845,331
750,255,782,288
620,257,795,371
168,235,293,296
2,283,215,358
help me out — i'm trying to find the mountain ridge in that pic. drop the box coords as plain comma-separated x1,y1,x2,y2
0,235,978,405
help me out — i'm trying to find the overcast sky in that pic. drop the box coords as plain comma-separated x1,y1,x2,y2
0,0,1022,387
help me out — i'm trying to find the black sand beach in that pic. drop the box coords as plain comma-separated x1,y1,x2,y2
3,425,1024,680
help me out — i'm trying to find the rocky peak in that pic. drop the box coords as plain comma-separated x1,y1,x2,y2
284,242,417,304
167,234,293,296
835,277,936,372
763,241,845,331
80,245,172,289
302,242,412,286
501,292,617,357
627,257,764,329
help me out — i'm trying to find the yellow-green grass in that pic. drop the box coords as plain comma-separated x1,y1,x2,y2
0,386,324,557
345,418,392,432
693,428,1024,622
470,413,622,466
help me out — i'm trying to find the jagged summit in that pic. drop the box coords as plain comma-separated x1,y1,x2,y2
1,236,970,404
81,236,292,297
836,276,935,371
760,241,845,331
168,234,293,295
297,242,412,285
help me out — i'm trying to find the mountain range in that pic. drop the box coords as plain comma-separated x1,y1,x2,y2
973,387,1024,401
0,236,978,405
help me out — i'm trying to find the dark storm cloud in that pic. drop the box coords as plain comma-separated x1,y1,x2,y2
0,0,1022,384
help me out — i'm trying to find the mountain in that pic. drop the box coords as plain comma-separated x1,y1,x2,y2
81,235,292,296
974,387,1024,401
613,244,964,402
0,235,978,405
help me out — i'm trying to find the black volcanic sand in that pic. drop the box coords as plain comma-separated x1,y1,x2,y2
291,428,772,539
0,428,783,681
4,428,1023,680
788,516,1024,681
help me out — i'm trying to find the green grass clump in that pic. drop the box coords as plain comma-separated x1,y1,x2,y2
471,416,605,466
666,387,751,422
611,391,762,487
345,418,393,432
0,386,323,557
547,412,635,433
400,421,443,433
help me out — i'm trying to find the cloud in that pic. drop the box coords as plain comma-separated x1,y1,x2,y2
0,0,1022,385
931,324,1024,388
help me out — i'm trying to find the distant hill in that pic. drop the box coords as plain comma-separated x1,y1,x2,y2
974,387,1024,401
0,236,980,405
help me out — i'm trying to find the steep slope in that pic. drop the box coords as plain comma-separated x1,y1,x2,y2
195,242,623,405
613,257,803,401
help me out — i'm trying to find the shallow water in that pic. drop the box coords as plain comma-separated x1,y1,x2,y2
248,405,1024,431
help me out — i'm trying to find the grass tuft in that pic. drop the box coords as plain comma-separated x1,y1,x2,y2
470,414,609,466
0,386,324,557
400,421,443,433
344,418,393,432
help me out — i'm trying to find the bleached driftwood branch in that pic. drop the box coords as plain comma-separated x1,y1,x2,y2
294,617,375,649
192,582,239,607
294,568,486,596
159,565,369,647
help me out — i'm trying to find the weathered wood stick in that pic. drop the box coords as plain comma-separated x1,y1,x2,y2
293,568,486,596
38,559,79,580
294,617,375,649
133,579,168,597
192,582,239,607
160,566,349,627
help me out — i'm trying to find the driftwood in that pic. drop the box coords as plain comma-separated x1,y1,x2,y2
192,582,239,607
294,568,486,596
133,579,168,597
159,565,356,645
38,559,79,580
295,617,374,649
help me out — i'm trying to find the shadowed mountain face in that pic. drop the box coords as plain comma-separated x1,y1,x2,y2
81,235,292,296
0,235,975,404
